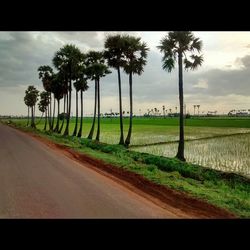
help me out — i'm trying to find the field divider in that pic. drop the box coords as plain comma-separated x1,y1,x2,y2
130,131,250,148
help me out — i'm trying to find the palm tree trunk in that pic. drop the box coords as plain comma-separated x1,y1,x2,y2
64,78,71,136
117,67,124,145
36,112,44,125
59,94,66,134
125,72,133,146
27,107,30,126
72,90,78,136
51,95,56,130
31,106,36,128
54,99,60,132
44,109,47,130
30,106,33,127
96,78,100,141
88,79,97,139
176,53,186,161
33,105,36,128
77,90,83,138
49,92,52,130
47,102,50,127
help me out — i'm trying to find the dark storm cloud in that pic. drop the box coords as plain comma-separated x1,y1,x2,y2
0,32,58,88
0,32,101,89
184,54,250,96
101,50,250,104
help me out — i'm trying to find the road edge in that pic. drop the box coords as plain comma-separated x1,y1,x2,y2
8,124,237,219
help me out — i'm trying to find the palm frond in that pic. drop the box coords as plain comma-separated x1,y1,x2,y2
184,55,203,70
190,37,202,52
162,57,175,72
121,35,149,75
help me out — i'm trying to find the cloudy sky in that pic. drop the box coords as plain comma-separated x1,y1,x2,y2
0,31,250,116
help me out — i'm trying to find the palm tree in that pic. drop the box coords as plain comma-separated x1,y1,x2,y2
162,105,165,118
71,59,87,137
24,96,30,126
104,34,127,145
38,91,50,130
24,86,39,128
158,31,203,161
154,107,157,116
38,100,46,125
51,73,64,133
87,78,97,139
85,51,111,141
193,105,196,115
197,104,200,116
53,44,84,136
38,65,54,130
58,75,68,134
72,81,80,136
122,35,149,147
75,75,89,138
50,78,57,131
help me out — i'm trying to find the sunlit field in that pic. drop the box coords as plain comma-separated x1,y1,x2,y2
12,117,250,177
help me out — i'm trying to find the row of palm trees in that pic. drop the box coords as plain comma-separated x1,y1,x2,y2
24,31,203,162
33,34,149,147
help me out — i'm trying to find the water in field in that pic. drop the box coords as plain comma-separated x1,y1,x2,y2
134,134,250,177
99,126,250,146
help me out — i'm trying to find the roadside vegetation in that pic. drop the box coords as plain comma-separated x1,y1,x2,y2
2,119,250,218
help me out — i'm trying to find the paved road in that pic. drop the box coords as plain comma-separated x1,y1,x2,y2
0,124,182,218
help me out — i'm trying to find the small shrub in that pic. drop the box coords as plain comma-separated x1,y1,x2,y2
147,165,157,172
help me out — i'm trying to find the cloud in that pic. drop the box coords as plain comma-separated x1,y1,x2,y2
52,32,103,50
185,54,250,96
0,32,250,116
0,32,102,89
193,79,208,89
240,55,250,68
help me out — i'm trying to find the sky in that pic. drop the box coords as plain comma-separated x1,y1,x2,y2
0,31,250,116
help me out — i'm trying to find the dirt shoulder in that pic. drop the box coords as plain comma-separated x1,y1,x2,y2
16,127,236,218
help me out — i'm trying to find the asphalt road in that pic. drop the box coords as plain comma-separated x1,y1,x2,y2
0,124,181,218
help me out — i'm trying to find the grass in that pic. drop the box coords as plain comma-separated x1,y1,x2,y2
10,116,250,127
3,119,250,218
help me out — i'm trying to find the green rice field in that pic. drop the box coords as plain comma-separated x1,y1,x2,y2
12,117,250,177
